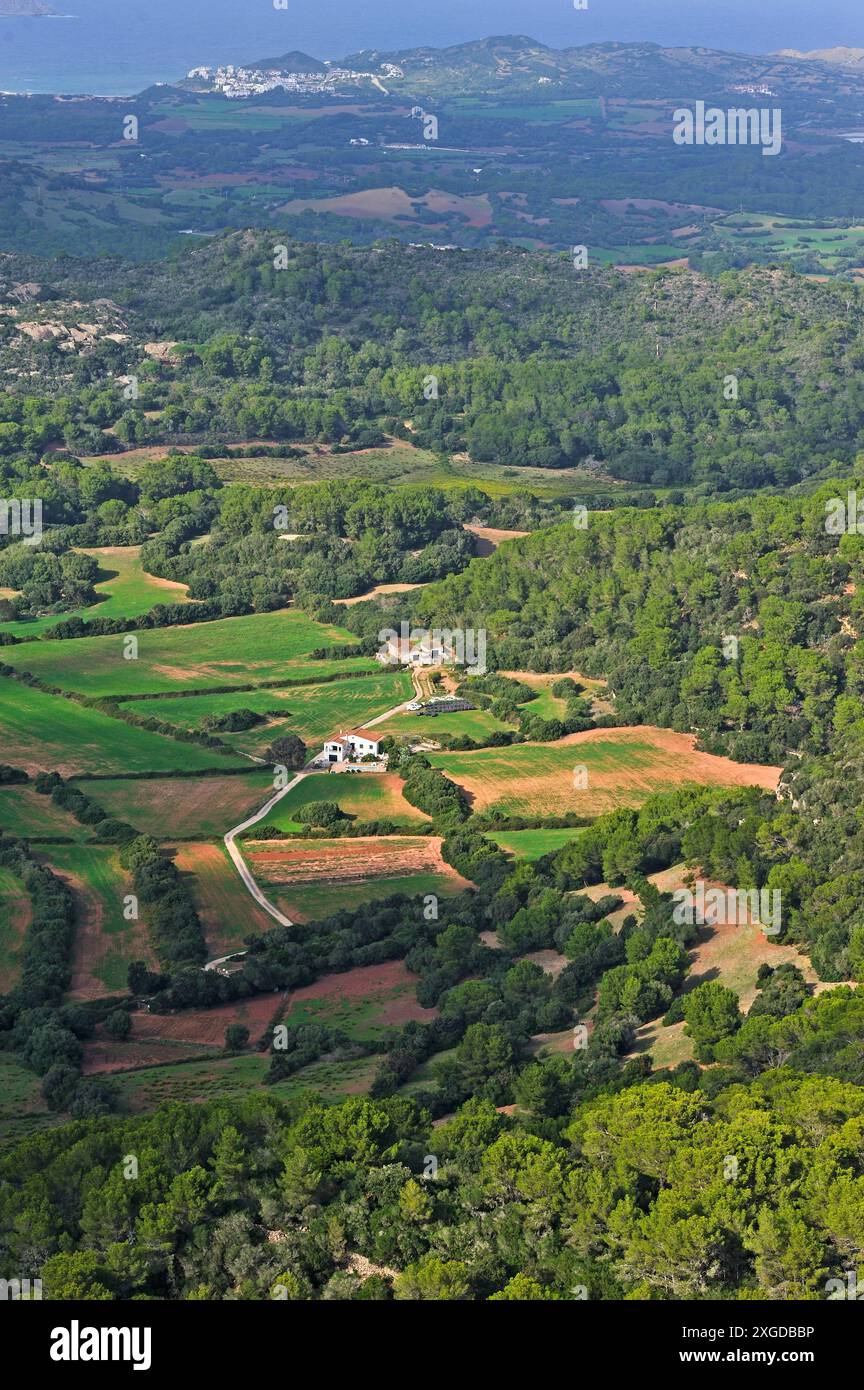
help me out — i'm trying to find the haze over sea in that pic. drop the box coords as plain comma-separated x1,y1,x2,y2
1,0,862,97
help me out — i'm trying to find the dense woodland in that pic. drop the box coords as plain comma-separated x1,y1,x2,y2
1,237,864,490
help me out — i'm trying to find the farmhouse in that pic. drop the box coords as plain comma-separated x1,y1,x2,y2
378,632,456,667
322,729,384,764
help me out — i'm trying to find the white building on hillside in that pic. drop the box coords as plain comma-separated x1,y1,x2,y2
322,729,384,764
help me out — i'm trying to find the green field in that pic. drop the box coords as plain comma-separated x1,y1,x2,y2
0,675,248,776
41,843,155,994
121,669,412,754
0,864,29,991
172,841,278,955
88,442,613,500
274,873,458,920
256,771,427,832
0,784,87,841
0,545,189,642
0,1053,56,1147
378,705,510,741
108,1050,378,1112
714,213,864,271
428,733,707,817
1,609,364,697
487,828,587,861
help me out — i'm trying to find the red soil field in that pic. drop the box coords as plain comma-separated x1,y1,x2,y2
286,959,438,1028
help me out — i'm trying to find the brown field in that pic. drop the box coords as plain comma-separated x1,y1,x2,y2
334,582,424,606
286,960,438,1029
580,881,642,931
245,834,473,922
133,991,283,1046
84,772,274,839
81,1038,214,1074
172,841,275,955
249,835,459,886
628,865,830,1069
463,524,529,556
280,186,493,227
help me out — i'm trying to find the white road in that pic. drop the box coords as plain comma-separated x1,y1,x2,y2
223,771,308,929
221,693,412,929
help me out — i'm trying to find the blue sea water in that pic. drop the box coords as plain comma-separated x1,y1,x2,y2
0,0,861,97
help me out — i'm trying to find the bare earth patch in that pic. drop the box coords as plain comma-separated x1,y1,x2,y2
287,960,438,1028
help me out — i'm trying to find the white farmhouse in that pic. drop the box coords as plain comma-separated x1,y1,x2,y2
322,729,384,764
378,633,455,667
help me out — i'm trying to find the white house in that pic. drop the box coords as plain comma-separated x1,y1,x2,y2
378,634,455,667
322,729,384,764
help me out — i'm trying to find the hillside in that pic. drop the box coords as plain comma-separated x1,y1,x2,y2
1,234,864,492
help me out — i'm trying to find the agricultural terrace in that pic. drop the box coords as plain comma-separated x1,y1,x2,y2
83,770,275,840
40,843,158,999
171,841,276,956
0,674,248,777
0,544,190,642
256,772,430,833
0,784,87,841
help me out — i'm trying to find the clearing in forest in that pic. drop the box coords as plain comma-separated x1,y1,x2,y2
430,726,781,817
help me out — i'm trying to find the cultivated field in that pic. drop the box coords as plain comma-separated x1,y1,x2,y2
430,726,782,817
0,1054,55,1147
104,1050,378,1113
82,990,286,1075
0,865,30,992
0,784,87,841
285,960,438,1038
377,705,511,742
245,835,473,922
84,770,274,839
1,609,365,697
487,828,587,861
120,669,412,755
0,675,247,777
172,841,276,955
259,772,429,833
42,843,158,998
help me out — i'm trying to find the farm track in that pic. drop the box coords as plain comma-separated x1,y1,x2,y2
222,771,307,934
218,696,412,938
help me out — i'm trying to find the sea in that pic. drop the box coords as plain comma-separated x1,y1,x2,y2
0,0,861,97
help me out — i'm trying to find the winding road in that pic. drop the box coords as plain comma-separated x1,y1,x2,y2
219,690,413,948
222,770,308,933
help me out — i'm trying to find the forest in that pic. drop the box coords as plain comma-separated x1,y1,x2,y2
1,236,864,491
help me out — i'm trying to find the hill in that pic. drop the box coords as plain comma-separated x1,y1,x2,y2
247,50,327,74
2,233,864,492
338,34,862,96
